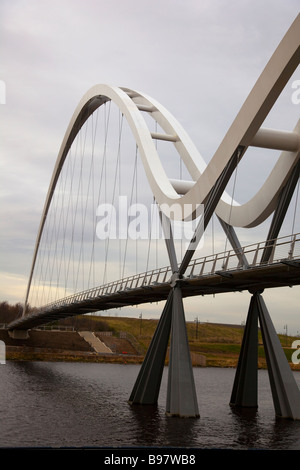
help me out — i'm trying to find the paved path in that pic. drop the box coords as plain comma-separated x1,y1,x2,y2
79,331,113,353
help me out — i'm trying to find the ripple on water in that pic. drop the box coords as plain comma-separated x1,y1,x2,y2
0,362,300,449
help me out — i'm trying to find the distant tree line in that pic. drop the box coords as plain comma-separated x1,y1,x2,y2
56,315,112,332
0,300,111,332
0,301,23,324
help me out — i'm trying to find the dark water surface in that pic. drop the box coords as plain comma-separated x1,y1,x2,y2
1,361,300,449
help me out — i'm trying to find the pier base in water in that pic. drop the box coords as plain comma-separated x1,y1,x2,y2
129,286,199,418
231,292,300,420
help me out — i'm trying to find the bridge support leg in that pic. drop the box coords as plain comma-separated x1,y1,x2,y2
128,291,173,405
230,293,258,408
231,291,300,419
129,206,199,416
257,293,300,420
166,286,199,417
129,286,199,418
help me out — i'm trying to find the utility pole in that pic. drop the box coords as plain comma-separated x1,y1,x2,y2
284,324,288,346
194,316,199,340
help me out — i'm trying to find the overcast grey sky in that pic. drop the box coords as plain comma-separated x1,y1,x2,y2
0,0,299,333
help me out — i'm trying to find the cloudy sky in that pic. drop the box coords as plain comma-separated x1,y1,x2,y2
0,0,299,334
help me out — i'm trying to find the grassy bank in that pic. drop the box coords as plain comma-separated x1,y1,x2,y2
99,316,300,369
2,315,300,370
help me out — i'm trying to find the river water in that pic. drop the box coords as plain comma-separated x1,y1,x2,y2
0,361,300,450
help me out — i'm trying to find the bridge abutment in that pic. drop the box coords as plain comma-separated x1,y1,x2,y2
8,330,29,339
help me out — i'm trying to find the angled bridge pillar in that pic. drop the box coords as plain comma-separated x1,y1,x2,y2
129,209,199,418
230,293,259,408
129,285,199,418
231,291,300,420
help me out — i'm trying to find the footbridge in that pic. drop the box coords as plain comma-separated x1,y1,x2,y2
8,233,300,331
7,15,300,420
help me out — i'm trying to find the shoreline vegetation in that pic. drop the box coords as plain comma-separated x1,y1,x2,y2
1,314,300,370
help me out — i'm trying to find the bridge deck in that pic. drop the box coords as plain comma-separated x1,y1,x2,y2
8,256,300,331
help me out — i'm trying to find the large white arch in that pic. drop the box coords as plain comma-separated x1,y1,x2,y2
43,14,300,227
23,14,300,311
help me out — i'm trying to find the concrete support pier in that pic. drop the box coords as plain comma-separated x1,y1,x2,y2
129,286,199,418
231,292,300,420
230,293,258,408
166,286,199,418
128,291,173,406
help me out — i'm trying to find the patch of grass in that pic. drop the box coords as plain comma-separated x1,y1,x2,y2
190,342,241,355
187,322,245,344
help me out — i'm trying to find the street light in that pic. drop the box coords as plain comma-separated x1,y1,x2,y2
194,316,199,340
284,324,288,346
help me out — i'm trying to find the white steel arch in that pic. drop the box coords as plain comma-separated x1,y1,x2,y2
24,14,300,311
42,14,300,227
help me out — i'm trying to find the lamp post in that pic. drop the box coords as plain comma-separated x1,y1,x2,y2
194,316,199,340
284,324,288,346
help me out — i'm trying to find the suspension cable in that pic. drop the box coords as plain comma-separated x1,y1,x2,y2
223,149,240,253
87,109,99,289
103,111,124,283
291,177,300,236
145,195,155,272
64,132,80,295
122,144,138,279
74,117,90,292
98,102,111,284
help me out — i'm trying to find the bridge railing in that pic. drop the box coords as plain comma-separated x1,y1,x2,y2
37,232,300,313
183,233,300,277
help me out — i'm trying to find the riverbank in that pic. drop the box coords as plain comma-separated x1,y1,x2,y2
1,316,299,370
4,346,300,370
5,348,144,364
